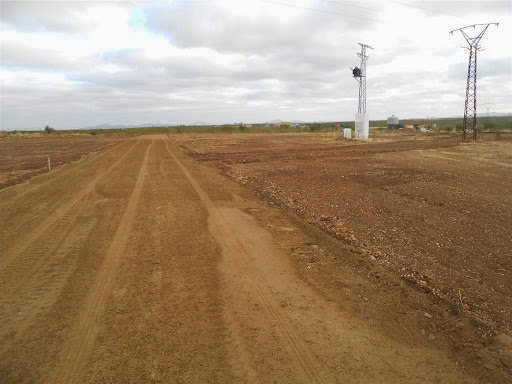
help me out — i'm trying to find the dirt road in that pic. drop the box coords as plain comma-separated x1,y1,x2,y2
0,135,493,382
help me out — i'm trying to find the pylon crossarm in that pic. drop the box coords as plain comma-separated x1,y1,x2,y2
449,23,498,35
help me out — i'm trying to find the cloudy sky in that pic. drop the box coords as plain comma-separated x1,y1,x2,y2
1,0,511,130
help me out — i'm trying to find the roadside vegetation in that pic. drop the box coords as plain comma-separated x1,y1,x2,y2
1,116,511,137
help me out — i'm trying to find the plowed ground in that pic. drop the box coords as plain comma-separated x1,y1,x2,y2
1,133,511,383
0,135,121,190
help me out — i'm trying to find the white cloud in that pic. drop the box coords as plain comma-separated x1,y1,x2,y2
0,0,511,130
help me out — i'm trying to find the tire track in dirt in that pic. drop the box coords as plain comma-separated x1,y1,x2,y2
77,139,234,383
48,140,153,384
0,140,138,357
0,219,97,354
0,141,139,273
0,207,88,291
217,221,326,383
165,140,329,383
0,141,135,247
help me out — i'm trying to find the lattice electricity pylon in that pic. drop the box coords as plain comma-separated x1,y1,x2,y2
351,43,373,114
450,23,498,141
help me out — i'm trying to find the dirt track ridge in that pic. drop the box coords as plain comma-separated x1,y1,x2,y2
0,219,97,354
165,140,335,383
0,141,139,273
48,140,153,384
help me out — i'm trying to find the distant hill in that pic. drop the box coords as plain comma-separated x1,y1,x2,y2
84,124,132,129
264,119,306,124
190,121,211,126
83,123,171,129
264,119,283,124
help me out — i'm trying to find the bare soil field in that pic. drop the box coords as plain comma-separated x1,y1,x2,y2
176,131,512,378
0,135,121,190
1,133,511,383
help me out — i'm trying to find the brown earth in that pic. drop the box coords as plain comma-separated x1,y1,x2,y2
0,135,122,190
0,133,511,383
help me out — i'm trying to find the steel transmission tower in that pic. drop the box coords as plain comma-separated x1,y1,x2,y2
354,43,373,113
450,23,498,141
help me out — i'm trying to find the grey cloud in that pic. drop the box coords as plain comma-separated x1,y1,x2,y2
60,37,351,95
143,1,373,55
2,1,90,32
479,57,512,79
0,0,136,33
0,39,86,72
447,56,512,81
137,2,366,91
413,0,511,17
1,1,510,130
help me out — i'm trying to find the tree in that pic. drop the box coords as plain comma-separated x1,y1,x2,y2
44,125,55,134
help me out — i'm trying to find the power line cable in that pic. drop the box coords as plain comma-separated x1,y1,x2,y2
259,0,381,22
144,0,463,20
389,0,463,19
325,0,381,13
163,1,460,24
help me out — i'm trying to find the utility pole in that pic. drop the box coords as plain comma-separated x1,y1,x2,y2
450,23,498,141
352,43,373,139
